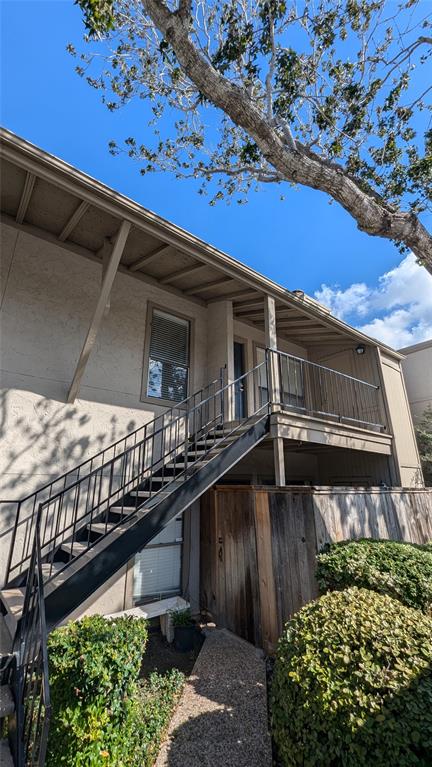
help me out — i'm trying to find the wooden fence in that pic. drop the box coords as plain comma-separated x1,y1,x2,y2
200,485,432,653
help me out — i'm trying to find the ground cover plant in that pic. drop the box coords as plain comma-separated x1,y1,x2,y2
46,615,184,766
271,587,432,767
316,538,432,613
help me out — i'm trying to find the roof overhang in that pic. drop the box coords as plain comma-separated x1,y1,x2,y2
0,127,403,359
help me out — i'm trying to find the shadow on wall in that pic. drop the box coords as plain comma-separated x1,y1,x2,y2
0,388,137,534
312,486,431,550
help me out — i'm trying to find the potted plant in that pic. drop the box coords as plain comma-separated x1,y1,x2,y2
170,608,195,652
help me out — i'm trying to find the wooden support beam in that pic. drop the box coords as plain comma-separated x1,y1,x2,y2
234,309,266,319
185,276,234,295
128,243,171,272
273,437,286,486
285,327,340,336
58,200,90,242
16,172,36,224
1,213,206,307
67,220,131,403
264,295,281,408
233,300,264,311
276,320,324,329
160,262,205,284
208,289,259,302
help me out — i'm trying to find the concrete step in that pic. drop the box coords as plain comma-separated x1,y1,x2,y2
0,739,13,767
41,561,64,580
60,540,89,557
0,684,15,718
130,490,170,499
87,522,116,536
0,588,25,636
166,456,211,471
110,505,137,515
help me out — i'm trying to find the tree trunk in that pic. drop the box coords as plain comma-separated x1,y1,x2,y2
143,0,432,275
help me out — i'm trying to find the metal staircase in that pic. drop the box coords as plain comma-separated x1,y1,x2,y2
0,360,270,765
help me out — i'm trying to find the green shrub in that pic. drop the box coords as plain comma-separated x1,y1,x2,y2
316,538,432,613
170,607,193,626
271,588,432,767
137,669,185,766
47,614,148,766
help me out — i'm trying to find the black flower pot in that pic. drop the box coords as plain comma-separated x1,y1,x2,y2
174,624,195,652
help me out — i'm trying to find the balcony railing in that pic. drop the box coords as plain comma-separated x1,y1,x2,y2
268,350,385,432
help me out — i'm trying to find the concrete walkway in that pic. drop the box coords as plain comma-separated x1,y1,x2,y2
155,628,272,767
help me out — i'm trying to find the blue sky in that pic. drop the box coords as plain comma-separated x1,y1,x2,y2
1,0,431,348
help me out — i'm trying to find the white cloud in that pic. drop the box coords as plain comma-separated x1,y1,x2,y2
314,253,432,349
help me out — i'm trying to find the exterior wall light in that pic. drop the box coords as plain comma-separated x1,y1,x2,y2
355,344,366,355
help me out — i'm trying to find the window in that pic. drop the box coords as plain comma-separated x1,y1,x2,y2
133,515,183,604
146,309,190,403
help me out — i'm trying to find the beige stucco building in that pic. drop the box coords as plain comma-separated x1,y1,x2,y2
400,339,432,424
0,128,424,619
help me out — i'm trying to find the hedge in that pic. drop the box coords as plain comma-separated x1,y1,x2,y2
137,669,185,766
316,538,432,613
46,614,183,766
271,587,432,767
47,615,148,766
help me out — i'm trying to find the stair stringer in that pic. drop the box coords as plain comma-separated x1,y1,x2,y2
43,416,269,630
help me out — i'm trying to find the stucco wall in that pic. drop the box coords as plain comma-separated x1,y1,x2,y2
0,222,208,599
0,223,208,497
378,350,423,487
400,341,432,422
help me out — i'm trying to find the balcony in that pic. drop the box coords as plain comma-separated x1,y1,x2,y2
266,350,391,455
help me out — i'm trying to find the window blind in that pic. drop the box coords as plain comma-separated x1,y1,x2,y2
147,309,190,402
133,516,183,602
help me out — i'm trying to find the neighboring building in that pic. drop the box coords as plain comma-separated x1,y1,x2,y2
400,339,432,424
0,127,423,621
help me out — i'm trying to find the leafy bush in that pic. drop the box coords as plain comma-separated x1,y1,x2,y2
271,588,432,767
137,669,185,766
170,607,193,626
47,615,185,766
316,538,432,613
47,614,148,766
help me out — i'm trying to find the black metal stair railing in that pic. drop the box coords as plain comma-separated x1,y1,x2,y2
6,361,269,588
4,373,225,585
13,508,51,767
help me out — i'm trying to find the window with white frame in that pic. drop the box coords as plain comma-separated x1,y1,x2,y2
133,515,183,604
146,309,190,403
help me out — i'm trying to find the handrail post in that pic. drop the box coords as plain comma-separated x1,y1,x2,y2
5,500,21,583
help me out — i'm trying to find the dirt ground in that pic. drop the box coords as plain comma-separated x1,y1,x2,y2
140,628,203,678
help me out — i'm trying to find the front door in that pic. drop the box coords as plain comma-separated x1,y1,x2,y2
234,341,247,419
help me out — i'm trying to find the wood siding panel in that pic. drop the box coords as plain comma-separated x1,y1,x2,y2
200,486,432,650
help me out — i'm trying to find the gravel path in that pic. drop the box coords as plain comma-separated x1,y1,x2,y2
155,628,272,767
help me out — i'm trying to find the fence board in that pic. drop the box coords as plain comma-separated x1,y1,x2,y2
200,486,432,650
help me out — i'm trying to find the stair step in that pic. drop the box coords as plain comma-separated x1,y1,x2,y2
131,490,170,499
87,522,116,536
61,540,89,557
0,588,25,635
0,739,13,767
0,684,15,717
110,505,137,515
166,457,210,471
41,561,64,579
